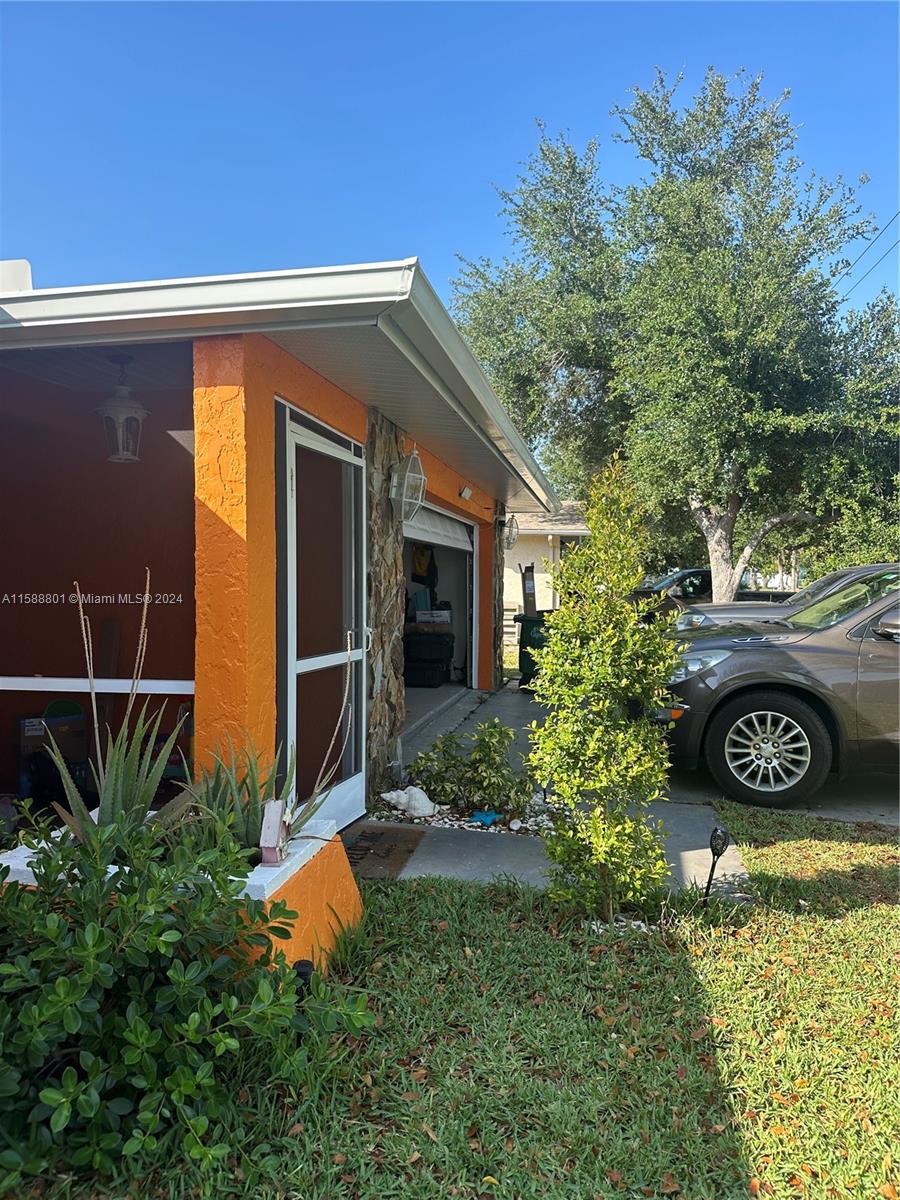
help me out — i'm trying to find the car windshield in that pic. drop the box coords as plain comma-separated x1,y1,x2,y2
649,570,685,591
787,569,900,631
786,568,851,605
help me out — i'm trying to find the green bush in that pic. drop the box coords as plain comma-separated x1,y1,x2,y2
528,460,680,918
410,719,531,816
0,819,309,1186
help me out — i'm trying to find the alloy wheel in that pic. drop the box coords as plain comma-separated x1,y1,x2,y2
723,710,812,792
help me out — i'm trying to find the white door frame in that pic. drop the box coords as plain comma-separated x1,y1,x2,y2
406,499,478,689
283,408,367,828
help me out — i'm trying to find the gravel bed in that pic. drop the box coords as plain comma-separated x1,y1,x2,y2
370,792,554,836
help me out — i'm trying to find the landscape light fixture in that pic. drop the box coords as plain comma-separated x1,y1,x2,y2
703,825,730,905
97,354,148,463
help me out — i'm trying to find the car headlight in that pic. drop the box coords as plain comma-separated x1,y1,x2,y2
670,649,732,683
676,612,713,631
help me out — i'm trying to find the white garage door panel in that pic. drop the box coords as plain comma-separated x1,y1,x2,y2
404,506,474,552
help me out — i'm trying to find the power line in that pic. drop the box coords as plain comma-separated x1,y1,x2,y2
835,210,899,284
840,238,900,299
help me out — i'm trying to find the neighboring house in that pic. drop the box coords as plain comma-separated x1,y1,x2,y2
0,257,557,841
503,502,588,640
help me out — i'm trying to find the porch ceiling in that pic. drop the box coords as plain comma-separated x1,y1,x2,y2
0,340,193,391
268,324,537,511
0,258,557,513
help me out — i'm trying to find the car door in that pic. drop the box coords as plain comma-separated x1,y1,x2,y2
855,602,900,770
679,571,712,602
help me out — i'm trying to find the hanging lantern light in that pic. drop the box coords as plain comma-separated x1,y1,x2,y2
501,514,519,550
390,447,427,522
97,354,148,463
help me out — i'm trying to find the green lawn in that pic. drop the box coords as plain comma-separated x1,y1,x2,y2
39,806,898,1200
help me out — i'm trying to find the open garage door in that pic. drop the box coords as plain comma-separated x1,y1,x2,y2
403,505,474,553
402,506,476,729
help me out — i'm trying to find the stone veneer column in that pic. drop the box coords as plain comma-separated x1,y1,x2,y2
493,501,506,690
365,410,406,801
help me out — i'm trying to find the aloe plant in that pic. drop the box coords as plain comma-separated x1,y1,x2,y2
46,704,190,842
46,573,192,843
188,744,326,852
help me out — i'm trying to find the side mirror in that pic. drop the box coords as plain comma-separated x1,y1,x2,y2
874,615,900,643
668,585,684,599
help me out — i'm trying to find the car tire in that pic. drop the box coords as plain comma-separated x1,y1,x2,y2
705,690,832,806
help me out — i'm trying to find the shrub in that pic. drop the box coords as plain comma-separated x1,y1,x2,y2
410,719,531,816
409,731,466,808
0,820,305,1185
528,460,680,918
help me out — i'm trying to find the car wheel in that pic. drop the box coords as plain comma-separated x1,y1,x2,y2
705,690,832,806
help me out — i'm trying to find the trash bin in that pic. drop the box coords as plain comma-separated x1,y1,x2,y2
514,611,551,686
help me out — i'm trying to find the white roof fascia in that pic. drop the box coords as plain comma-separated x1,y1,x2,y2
0,257,557,512
0,259,417,344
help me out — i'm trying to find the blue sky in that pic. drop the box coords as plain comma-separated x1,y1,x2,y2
1,1,897,309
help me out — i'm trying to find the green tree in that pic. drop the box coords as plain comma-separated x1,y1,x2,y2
455,70,891,598
800,290,900,574
528,460,677,920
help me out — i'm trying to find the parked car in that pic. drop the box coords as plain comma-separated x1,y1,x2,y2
676,563,896,631
667,566,900,805
636,567,792,615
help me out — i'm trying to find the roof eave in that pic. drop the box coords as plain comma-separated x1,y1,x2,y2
0,258,558,513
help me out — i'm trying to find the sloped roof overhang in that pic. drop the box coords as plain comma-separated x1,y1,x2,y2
0,258,557,513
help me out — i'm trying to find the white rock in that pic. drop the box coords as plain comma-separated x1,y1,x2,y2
379,785,438,818
509,819,523,832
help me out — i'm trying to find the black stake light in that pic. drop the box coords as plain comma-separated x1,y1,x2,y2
703,825,730,905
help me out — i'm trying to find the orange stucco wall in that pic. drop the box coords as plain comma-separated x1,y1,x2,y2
193,337,274,769
192,335,372,772
262,836,363,969
193,332,500,771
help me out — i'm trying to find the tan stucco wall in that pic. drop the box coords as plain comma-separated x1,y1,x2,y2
503,532,559,618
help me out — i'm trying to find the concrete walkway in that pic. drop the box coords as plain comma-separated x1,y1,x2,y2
406,683,898,828
401,681,535,766
390,680,897,894
392,800,746,895
396,684,747,892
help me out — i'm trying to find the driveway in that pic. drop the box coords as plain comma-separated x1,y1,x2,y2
404,682,898,829
667,764,898,827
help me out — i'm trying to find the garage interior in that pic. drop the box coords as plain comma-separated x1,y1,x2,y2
402,506,475,733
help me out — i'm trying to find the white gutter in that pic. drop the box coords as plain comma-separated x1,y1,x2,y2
0,259,416,334
0,257,557,512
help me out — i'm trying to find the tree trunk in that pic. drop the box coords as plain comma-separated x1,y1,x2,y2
688,496,740,602
790,549,799,591
689,498,816,603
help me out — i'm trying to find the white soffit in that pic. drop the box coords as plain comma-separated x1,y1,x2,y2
0,258,557,513
403,506,474,553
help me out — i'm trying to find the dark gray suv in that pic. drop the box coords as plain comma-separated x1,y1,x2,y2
669,567,900,804
675,563,894,631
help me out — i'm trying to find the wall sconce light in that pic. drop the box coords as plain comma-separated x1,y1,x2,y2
97,354,148,463
459,485,473,501
390,448,427,522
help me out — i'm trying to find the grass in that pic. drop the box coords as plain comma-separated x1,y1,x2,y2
31,806,900,1200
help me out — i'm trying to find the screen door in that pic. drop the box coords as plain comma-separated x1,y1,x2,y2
284,415,366,828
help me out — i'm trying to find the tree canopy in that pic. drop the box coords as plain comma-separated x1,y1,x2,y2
453,69,898,598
